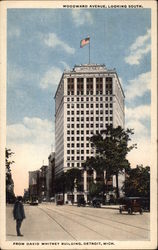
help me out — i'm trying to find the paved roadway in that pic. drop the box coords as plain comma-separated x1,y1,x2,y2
6,203,150,241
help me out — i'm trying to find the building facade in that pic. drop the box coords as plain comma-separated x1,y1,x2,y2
46,152,55,200
55,64,125,202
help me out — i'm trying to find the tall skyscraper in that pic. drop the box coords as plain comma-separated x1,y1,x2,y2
55,64,125,201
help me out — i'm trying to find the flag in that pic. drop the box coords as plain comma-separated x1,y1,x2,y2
80,37,90,48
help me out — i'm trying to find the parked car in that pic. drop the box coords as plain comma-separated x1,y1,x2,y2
92,198,102,208
77,197,86,207
30,199,39,206
119,197,143,214
56,199,64,205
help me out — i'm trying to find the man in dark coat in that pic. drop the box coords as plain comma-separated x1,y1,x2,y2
13,196,25,236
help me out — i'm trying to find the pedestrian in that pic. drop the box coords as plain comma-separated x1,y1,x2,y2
13,196,25,236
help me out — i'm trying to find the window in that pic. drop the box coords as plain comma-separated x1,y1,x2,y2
86,97,89,101
67,156,70,161
77,143,80,147
77,137,80,141
71,150,74,154
81,124,84,128
77,124,80,128
77,104,79,108
77,111,80,115
67,137,70,141
96,104,99,108
91,117,93,121
67,150,70,154
81,97,84,101
86,117,89,121
81,104,84,108
86,124,89,128
86,110,89,115
71,124,74,128
71,111,74,115
67,104,70,108
96,117,99,121
71,137,74,141
86,150,89,154
110,117,113,121
81,156,84,160
71,131,74,134
71,143,74,147
81,150,84,154
81,137,84,141
77,156,80,161
67,144,70,147
100,104,103,108
81,143,84,147
71,117,74,122
67,117,70,122
77,163,80,167
77,117,80,121
67,131,70,134
86,104,89,108
81,130,84,134
71,156,74,160
81,111,84,115
91,104,93,108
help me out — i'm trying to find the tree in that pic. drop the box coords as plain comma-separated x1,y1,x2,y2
6,148,15,203
65,168,82,193
122,165,150,198
84,125,136,199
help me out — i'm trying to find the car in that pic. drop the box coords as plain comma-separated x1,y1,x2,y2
77,197,86,207
92,198,102,208
30,199,39,206
119,197,143,215
56,199,64,205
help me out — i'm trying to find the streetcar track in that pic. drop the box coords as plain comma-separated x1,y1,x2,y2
61,206,150,231
38,206,77,241
41,206,112,240
45,206,149,239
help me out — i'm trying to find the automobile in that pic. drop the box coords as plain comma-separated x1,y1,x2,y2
119,197,143,215
30,199,39,206
56,199,64,205
50,197,55,202
92,198,102,208
77,197,86,207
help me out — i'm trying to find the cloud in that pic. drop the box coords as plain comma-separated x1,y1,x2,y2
125,29,151,65
7,117,55,195
125,71,151,101
125,105,150,121
40,66,62,89
125,104,151,167
8,27,20,38
43,33,75,54
72,10,93,26
7,117,54,145
60,61,70,70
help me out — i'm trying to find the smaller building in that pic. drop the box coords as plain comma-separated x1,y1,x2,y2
29,170,40,202
46,152,55,201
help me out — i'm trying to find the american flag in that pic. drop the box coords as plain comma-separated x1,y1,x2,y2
80,37,90,48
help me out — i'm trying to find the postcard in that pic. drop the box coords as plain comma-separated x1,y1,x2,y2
0,1,157,249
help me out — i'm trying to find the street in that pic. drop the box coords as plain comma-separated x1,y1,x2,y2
6,203,150,241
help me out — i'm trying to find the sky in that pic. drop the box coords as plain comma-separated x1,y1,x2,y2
7,8,151,195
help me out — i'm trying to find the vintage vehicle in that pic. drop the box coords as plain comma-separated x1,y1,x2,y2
77,197,86,207
30,199,39,206
119,197,143,215
92,198,102,208
56,199,64,205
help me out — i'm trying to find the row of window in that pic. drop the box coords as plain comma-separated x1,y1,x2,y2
67,103,113,109
67,96,113,102
67,110,113,115
67,120,113,129
67,115,113,122
67,162,84,168
67,77,112,84
67,90,112,95
67,149,93,155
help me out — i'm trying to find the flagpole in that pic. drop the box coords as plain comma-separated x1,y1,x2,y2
89,38,90,64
